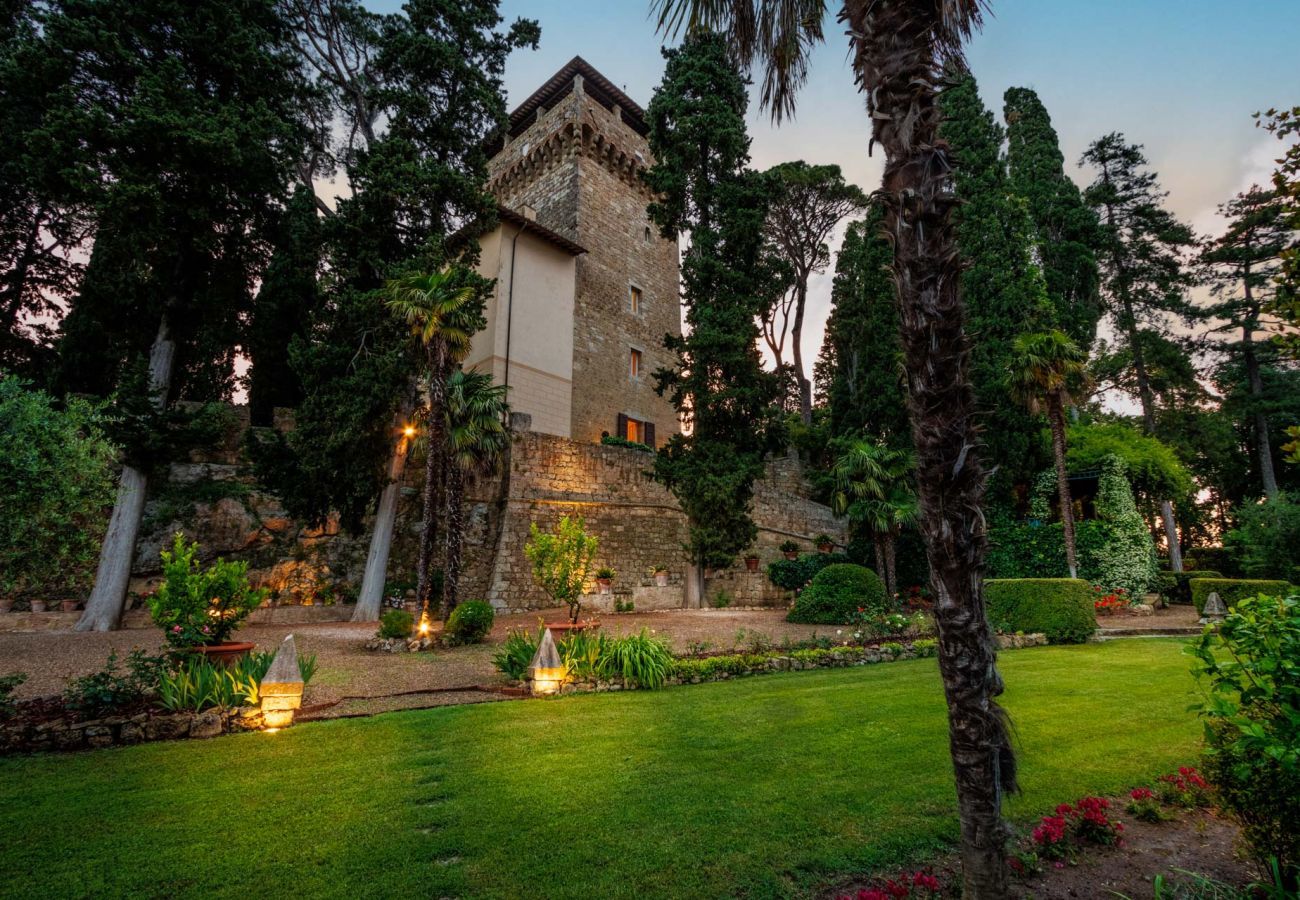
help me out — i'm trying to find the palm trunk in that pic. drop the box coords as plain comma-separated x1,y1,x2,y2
1048,393,1079,580
872,533,887,583
792,278,812,425
440,464,465,620
76,316,176,632
354,417,411,622
884,529,899,598
415,364,448,610
850,4,1015,895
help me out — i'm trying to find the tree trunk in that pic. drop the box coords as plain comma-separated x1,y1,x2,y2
872,533,886,583
849,4,1015,894
76,317,176,632
353,420,411,622
792,278,813,425
1048,393,1078,580
884,530,898,598
683,559,704,609
1242,321,1278,500
440,463,465,620
415,370,447,611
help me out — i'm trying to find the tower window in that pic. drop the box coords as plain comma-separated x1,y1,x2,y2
644,225,653,244
629,285,642,314
629,348,642,379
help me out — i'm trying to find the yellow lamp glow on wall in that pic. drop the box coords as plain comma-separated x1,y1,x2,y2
260,633,304,730
417,607,432,638
527,628,567,696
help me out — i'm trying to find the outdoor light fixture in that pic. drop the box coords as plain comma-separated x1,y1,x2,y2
260,633,304,730
417,606,432,638
528,628,567,696
402,424,417,438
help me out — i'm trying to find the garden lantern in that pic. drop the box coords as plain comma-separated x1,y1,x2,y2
260,633,304,729
1200,591,1228,625
528,628,566,696
417,606,432,638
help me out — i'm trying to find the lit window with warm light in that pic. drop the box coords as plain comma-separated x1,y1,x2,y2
629,348,642,379
626,418,640,443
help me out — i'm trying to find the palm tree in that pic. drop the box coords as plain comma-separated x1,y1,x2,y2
652,2,1016,895
440,368,509,618
1008,330,1091,580
831,439,916,596
385,268,479,612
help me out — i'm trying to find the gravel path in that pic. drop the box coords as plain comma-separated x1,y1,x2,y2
0,607,825,712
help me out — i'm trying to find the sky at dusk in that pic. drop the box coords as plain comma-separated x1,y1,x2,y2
377,0,1300,379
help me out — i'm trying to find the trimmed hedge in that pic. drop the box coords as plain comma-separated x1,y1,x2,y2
1189,578,1293,615
787,564,888,625
984,578,1096,645
445,599,495,644
1158,570,1222,607
767,552,850,592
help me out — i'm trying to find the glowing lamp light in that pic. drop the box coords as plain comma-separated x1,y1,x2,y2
527,628,567,696
260,633,305,730
402,424,417,439
417,607,432,638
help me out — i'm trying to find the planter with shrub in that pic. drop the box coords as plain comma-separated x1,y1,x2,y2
983,578,1096,645
787,563,889,625
1188,577,1293,615
779,540,799,561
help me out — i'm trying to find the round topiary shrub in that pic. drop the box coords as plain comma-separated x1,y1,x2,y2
445,599,495,645
378,609,413,640
787,563,888,625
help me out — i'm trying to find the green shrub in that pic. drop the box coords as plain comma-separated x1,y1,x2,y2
378,609,413,640
1158,570,1222,606
149,534,267,648
1190,593,1300,888
0,673,27,719
598,630,674,689
158,656,259,712
525,515,599,623
1189,578,1292,615
63,650,168,718
600,434,652,452
1224,493,1300,582
767,552,850,592
445,600,494,645
788,563,888,625
983,579,1095,645
493,627,540,680
558,630,609,680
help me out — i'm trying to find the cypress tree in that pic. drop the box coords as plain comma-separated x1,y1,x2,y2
644,31,783,599
940,72,1054,501
1003,87,1103,347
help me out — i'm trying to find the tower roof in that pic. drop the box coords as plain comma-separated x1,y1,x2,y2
503,56,648,142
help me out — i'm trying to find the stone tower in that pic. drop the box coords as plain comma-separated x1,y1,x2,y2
486,57,680,446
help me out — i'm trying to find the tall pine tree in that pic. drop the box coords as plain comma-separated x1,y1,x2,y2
1003,87,1102,347
644,31,783,603
1081,133,1197,568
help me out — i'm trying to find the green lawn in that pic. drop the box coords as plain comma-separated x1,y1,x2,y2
0,639,1202,899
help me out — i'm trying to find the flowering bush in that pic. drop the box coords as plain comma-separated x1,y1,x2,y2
1031,796,1124,860
1125,786,1170,823
1154,766,1212,808
1092,584,1131,615
900,584,933,611
148,534,267,649
836,870,942,900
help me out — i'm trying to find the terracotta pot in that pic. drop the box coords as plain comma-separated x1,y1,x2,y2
545,621,598,636
782,551,798,561
0,597,13,612
744,557,759,572
191,641,255,667
817,543,833,554
30,600,47,613
59,600,79,613
596,578,612,595
654,573,669,587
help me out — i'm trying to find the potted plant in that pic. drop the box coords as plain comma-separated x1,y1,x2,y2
743,552,760,572
651,565,670,587
815,534,834,553
779,540,800,561
525,515,599,626
149,533,268,666
0,596,13,613
59,599,79,613
29,599,47,613
595,567,615,595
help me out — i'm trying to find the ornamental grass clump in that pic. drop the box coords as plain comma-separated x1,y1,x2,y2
149,533,267,649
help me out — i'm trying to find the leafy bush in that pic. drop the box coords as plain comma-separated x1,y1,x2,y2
1190,593,1300,888
525,515,598,623
0,673,26,719
0,376,116,598
766,552,850,591
63,650,167,719
149,534,267,648
558,630,609,680
1158,570,1222,606
493,627,540,680
445,600,494,645
709,590,733,609
983,579,1096,644
598,630,673,689
600,434,652,452
778,539,800,554
378,609,413,639
1189,578,1292,615
788,563,889,625
158,649,317,712
1224,494,1300,583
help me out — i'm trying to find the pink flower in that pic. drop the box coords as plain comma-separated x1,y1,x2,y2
172,625,182,633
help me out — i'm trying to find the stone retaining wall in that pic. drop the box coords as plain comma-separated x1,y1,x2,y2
1,706,261,755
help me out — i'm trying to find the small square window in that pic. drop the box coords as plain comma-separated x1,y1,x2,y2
629,285,642,314
629,348,642,379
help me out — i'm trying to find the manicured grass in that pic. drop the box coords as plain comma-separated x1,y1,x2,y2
0,639,1201,899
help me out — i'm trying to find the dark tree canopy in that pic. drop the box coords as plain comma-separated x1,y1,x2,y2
644,30,783,569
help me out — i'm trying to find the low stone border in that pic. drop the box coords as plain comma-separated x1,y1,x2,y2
363,636,439,653
549,633,1047,694
0,603,358,634
1,705,264,755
